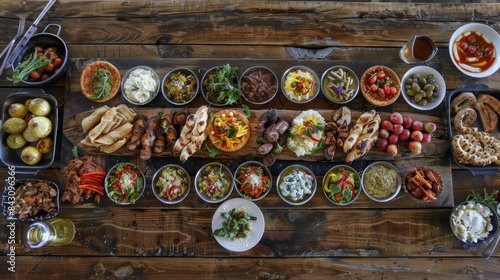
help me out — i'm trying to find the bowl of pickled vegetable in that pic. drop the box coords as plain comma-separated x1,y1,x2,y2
361,161,401,203
105,162,145,205
276,164,317,206
321,66,359,104
162,68,199,105
195,162,233,203
322,165,361,206
401,66,446,110
152,164,190,204
234,161,272,201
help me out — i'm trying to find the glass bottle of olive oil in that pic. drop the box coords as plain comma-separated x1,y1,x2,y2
26,218,75,248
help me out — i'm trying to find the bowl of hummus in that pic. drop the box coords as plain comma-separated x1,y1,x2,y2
361,161,401,203
121,65,160,105
450,200,498,245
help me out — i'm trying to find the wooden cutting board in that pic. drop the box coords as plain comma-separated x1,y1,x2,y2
63,107,449,163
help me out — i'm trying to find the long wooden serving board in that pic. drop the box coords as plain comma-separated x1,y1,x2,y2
63,107,449,162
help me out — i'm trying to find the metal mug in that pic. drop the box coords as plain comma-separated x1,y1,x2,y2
399,35,438,64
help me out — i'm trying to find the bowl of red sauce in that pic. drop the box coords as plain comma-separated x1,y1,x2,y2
449,23,500,78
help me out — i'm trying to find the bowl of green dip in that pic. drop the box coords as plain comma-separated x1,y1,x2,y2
361,161,401,203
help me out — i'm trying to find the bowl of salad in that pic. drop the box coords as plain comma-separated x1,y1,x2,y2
152,164,191,204
281,65,320,104
276,164,316,206
195,162,234,203
104,162,145,205
234,161,272,201
322,165,361,206
201,64,242,106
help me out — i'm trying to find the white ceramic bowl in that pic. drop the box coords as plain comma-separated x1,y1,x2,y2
121,65,160,105
450,200,499,245
401,66,446,110
449,23,500,78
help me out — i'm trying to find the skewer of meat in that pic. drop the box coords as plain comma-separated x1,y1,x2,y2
140,116,160,160
127,115,148,150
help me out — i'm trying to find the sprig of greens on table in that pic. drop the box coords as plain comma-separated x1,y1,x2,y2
90,69,113,101
204,64,242,106
213,208,257,241
467,188,499,210
8,49,52,84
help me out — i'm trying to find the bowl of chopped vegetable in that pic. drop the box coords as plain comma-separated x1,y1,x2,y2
322,165,361,206
281,65,320,104
276,164,317,206
152,164,190,204
104,162,145,205
195,162,234,203
201,64,242,106
162,67,199,106
10,24,68,86
321,66,359,104
361,161,401,203
234,161,272,201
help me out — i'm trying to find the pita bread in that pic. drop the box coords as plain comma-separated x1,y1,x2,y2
95,122,133,145
82,105,109,133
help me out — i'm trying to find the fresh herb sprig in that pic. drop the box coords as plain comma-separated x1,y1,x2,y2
90,69,112,101
466,188,499,209
204,64,242,106
213,208,257,241
8,49,52,84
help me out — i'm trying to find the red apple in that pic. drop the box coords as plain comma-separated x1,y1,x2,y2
388,133,399,144
421,132,432,144
386,144,398,156
411,130,423,142
381,120,394,131
408,141,422,154
399,129,411,141
403,115,413,128
377,138,388,151
424,122,437,133
412,120,424,131
393,124,404,135
390,112,404,125
379,128,390,139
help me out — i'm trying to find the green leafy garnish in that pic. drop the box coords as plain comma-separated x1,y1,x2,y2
274,143,283,154
89,69,112,100
256,136,264,144
213,208,257,241
204,143,220,158
8,49,52,84
72,145,79,159
203,64,242,106
242,104,251,118
467,188,499,209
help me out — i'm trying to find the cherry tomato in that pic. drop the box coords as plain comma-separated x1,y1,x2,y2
468,45,477,55
45,63,55,73
468,35,476,43
383,85,391,95
29,70,41,81
485,47,494,57
34,46,44,53
390,86,398,95
41,73,50,81
475,51,483,58
368,75,377,85
377,71,386,80
377,87,385,96
53,57,63,68
37,67,46,74
459,41,469,51
369,84,378,93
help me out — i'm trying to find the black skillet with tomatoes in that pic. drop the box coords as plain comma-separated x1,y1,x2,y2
360,65,401,107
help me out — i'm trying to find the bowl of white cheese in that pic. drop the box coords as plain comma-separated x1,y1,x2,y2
276,164,316,206
121,65,160,105
450,200,498,245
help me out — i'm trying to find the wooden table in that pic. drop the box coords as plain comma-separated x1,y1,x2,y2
1,1,500,279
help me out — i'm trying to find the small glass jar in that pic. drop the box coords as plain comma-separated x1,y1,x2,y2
26,218,75,248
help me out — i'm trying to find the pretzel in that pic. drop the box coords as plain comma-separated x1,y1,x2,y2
454,108,478,134
451,91,477,113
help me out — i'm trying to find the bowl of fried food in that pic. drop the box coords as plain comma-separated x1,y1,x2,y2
403,167,443,202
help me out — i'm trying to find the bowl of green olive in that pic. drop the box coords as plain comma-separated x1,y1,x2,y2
401,66,446,111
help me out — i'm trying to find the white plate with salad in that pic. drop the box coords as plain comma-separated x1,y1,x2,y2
211,198,264,252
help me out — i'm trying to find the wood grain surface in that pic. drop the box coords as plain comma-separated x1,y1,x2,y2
1,1,499,279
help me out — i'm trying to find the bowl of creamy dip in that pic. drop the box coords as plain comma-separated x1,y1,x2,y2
450,200,498,245
276,164,316,206
361,161,401,203
121,65,160,105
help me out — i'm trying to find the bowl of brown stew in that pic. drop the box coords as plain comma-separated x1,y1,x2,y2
239,66,278,104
